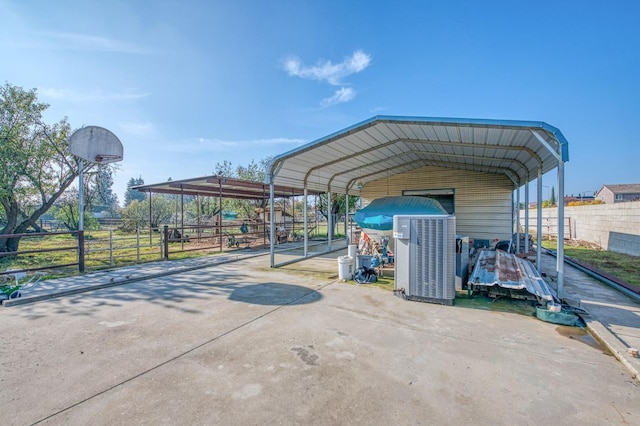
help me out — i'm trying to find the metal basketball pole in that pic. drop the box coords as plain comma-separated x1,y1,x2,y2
78,159,84,232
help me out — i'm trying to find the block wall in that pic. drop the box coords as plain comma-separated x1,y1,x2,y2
521,201,640,256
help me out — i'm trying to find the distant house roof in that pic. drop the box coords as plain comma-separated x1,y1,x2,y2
597,184,640,195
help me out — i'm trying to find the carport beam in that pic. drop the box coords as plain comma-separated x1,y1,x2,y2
345,193,349,244
557,160,565,299
537,168,543,269
531,129,566,299
304,187,308,257
327,192,332,251
270,182,275,267
525,182,530,252
516,185,521,253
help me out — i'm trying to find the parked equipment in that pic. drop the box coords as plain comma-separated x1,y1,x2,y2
354,196,448,253
0,270,45,300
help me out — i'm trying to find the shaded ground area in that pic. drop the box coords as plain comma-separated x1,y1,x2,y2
1,255,639,425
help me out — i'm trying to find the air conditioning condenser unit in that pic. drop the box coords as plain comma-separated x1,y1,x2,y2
393,215,456,305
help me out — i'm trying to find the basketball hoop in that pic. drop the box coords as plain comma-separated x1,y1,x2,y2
95,154,123,164
68,126,124,233
69,126,124,165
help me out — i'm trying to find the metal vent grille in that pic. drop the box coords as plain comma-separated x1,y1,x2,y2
410,217,456,300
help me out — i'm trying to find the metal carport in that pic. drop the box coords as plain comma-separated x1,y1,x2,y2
132,175,319,253
266,116,570,298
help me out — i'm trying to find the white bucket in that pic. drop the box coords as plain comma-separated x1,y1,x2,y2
338,255,353,280
547,302,562,313
348,245,357,267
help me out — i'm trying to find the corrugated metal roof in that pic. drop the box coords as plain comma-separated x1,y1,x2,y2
469,250,556,302
133,175,316,200
267,116,569,193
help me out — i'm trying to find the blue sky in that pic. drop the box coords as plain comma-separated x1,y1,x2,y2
2,0,639,202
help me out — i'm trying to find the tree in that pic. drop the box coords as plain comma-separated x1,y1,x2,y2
550,186,557,206
0,83,81,252
89,165,119,216
317,193,359,238
214,160,235,178
51,188,100,231
66,164,119,219
233,158,272,218
124,176,146,206
236,158,271,182
120,196,173,232
211,158,273,219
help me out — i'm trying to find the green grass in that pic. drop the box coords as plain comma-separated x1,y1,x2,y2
0,230,233,281
7,229,637,294
1,234,79,277
541,238,640,287
454,292,537,316
346,275,394,291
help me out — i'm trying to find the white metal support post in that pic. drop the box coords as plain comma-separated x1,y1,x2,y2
537,167,543,268
516,184,521,253
524,179,530,252
303,187,308,257
327,192,332,252
557,160,566,299
531,129,566,299
270,182,275,267
345,193,349,244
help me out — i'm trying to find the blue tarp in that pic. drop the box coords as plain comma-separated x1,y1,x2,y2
354,196,447,231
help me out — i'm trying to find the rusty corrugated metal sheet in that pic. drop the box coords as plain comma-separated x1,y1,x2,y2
469,249,555,302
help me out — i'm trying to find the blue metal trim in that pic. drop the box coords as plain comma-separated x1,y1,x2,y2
538,122,570,162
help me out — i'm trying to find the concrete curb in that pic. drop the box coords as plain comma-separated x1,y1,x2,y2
583,314,639,382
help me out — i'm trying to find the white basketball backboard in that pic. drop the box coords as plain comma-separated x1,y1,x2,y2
69,126,123,164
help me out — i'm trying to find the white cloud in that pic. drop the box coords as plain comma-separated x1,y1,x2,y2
40,31,153,54
321,87,356,107
284,50,371,86
40,87,149,102
119,122,157,138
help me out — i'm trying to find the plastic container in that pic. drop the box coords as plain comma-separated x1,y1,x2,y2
356,255,373,269
536,306,578,326
338,256,353,280
348,245,357,267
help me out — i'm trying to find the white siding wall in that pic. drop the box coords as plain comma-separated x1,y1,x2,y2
360,166,513,241
596,187,614,204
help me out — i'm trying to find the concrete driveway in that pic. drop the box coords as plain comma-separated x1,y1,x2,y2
1,255,639,425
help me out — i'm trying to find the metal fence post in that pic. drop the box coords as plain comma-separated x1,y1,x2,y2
136,228,140,263
163,225,169,260
78,231,85,273
109,230,114,266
